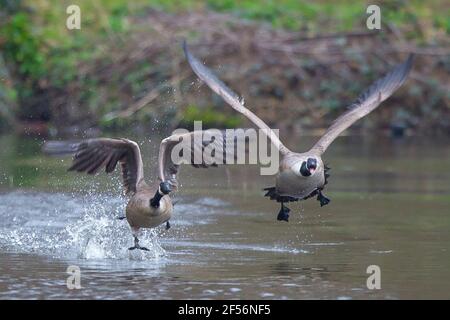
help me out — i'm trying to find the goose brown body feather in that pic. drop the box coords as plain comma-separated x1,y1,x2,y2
126,184,172,229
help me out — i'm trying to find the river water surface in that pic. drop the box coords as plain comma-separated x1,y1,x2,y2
0,134,449,299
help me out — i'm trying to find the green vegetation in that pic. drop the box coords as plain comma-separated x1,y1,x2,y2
181,105,242,129
1,12,44,79
0,0,448,134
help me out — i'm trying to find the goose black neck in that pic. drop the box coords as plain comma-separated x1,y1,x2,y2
150,190,163,208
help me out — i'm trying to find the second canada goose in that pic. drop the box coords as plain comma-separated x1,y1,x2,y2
43,138,173,251
182,41,413,222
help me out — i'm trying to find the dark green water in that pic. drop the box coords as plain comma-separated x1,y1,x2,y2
0,133,449,299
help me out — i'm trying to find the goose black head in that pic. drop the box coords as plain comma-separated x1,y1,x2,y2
150,181,172,208
159,181,172,195
300,158,317,177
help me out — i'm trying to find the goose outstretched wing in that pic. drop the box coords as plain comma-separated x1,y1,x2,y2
183,41,290,156
311,54,414,154
159,129,258,190
43,138,145,194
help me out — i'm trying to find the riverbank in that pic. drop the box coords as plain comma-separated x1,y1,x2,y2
1,2,449,136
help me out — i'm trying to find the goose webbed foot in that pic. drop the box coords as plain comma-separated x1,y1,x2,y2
277,203,290,222
165,220,171,230
128,236,149,251
129,246,150,251
317,191,331,207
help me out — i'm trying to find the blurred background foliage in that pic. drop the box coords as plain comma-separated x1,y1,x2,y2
0,0,449,136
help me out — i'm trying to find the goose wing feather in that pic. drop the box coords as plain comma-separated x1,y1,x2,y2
43,138,145,195
311,54,414,154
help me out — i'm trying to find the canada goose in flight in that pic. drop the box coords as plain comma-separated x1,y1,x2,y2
43,138,173,251
182,41,413,222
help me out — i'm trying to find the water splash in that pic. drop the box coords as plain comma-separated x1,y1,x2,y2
65,214,165,260
0,191,165,260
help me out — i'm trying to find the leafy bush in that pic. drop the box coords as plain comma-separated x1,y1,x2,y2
1,12,45,79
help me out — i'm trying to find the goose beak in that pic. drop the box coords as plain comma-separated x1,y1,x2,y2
306,158,317,175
